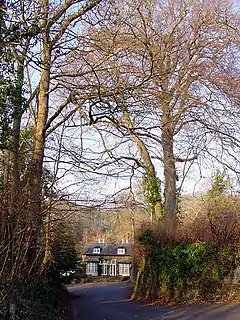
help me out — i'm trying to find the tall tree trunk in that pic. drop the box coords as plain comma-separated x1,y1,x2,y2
28,0,51,274
123,108,162,222
41,209,51,275
9,61,23,216
162,111,177,231
6,60,24,286
1,149,9,232
10,116,21,209
30,4,50,218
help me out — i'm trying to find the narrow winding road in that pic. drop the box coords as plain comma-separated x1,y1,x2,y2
68,282,240,320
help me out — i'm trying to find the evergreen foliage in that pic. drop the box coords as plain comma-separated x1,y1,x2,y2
207,170,230,199
134,228,240,303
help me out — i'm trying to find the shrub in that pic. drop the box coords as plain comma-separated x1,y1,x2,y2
0,281,68,320
133,196,240,303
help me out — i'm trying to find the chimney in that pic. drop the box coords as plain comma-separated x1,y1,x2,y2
121,236,128,244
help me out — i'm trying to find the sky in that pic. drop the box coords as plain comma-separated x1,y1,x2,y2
21,0,240,206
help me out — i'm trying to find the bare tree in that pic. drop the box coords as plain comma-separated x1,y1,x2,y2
0,0,107,315
57,0,240,232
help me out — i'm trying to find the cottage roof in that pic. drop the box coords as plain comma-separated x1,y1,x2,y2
83,243,132,256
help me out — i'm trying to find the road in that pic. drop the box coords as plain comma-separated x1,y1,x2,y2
68,282,240,320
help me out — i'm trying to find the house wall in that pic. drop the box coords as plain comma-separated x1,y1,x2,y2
84,255,132,277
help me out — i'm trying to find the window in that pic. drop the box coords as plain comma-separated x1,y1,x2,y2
86,262,98,275
117,248,126,255
98,238,105,243
93,247,101,254
119,263,130,276
99,260,107,275
109,260,116,276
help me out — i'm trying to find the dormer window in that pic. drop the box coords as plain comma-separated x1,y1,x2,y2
93,247,101,254
117,248,126,255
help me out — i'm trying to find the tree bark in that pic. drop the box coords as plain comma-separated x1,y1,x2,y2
28,1,51,274
5,60,25,284
162,110,177,231
9,61,23,216
29,6,50,219
41,209,51,275
1,149,9,231
123,109,162,222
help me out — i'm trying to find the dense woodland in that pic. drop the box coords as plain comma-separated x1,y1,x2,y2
0,0,240,318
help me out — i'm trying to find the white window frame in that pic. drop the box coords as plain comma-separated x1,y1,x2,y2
119,263,130,276
117,248,126,255
86,262,98,275
93,247,101,254
109,259,117,276
99,260,107,275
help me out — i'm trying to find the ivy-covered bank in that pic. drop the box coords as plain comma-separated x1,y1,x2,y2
133,229,240,304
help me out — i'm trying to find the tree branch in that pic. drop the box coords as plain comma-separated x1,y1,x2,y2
175,155,197,163
50,0,103,46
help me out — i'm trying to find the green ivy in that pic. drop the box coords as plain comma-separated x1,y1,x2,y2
134,230,240,302
142,173,163,220
142,174,161,207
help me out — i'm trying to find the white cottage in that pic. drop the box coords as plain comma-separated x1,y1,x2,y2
82,240,132,277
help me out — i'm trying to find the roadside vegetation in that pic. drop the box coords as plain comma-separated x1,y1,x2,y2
133,173,240,304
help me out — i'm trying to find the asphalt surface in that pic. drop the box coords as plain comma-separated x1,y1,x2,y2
68,282,240,320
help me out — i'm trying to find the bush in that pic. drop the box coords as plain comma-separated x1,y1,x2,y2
0,281,69,320
133,196,240,304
